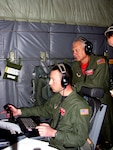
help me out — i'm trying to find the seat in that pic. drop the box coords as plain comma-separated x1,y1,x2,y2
80,87,107,149
31,65,53,105
89,104,107,149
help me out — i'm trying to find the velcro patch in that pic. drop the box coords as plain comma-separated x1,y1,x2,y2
85,69,94,76
80,109,89,115
97,58,105,65
60,107,66,116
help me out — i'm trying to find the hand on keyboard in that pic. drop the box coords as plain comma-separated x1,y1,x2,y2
16,117,40,137
0,120,22,134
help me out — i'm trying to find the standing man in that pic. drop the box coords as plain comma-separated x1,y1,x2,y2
104,24,113,97
3,63,91,150
71,37,113,149
104,24,113,47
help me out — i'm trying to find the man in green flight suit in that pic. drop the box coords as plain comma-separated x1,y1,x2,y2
104,24,113,97
3,63,91,150
71,37,113,149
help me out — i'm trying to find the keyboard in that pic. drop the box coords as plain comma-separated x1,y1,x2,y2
18,118,37,130
16,116,40,137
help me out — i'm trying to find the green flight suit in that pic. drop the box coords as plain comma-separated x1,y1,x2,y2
21,89,91,150
72,54,113,144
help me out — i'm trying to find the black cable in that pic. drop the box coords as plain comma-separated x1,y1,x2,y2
54,90,65,129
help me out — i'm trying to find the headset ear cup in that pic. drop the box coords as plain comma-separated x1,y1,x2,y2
57,63,69,88
85,41,93,55
61,74,69,88
78,37,93,55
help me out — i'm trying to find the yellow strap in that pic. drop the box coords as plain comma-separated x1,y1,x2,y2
109,59,113,64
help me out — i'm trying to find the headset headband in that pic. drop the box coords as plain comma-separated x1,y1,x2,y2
57,63,66,74
104,26,113,36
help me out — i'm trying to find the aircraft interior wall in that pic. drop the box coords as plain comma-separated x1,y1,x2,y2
0,20,112,119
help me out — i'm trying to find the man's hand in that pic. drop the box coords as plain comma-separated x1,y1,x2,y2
110,89,113,97
36,123,57,137
0,104,22,117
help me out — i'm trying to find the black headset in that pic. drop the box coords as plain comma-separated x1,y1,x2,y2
80,37,93,55
57,63,69,88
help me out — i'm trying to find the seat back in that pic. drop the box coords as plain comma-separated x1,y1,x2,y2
87,97,101,130
79,87,107,149
31,65,53,105
89,104,107,149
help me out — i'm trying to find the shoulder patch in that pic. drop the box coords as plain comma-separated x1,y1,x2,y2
97,58,105,65
80,109,89,115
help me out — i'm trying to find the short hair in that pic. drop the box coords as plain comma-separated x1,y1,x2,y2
72,37,86,46
51,63,72,85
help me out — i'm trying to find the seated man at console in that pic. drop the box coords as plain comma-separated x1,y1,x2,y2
2,63,91,150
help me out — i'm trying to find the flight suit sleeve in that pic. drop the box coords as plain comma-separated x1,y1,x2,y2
20,98,53,118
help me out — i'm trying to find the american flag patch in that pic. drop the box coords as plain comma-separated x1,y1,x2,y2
80,109,89,115
97,58,105,65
